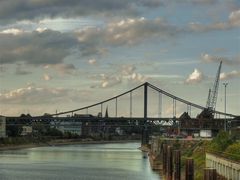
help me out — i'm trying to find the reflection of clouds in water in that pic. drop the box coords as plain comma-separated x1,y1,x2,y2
0,143,160,180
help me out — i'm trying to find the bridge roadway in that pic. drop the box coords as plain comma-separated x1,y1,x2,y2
7,116,174,122
6,116,234,122
6,116,177,125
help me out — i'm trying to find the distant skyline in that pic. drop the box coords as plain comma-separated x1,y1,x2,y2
0,0,239,116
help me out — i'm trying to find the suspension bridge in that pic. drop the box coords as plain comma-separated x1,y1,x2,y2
5,82,239,145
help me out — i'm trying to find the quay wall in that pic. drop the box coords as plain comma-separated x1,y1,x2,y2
206,153,240,180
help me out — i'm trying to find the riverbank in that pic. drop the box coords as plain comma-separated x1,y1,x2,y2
0,139,140,151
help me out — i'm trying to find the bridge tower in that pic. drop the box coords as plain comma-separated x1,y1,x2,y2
142,82,149,145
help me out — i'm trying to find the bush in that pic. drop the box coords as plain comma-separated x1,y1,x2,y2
224,142,240,161
208,131,234,152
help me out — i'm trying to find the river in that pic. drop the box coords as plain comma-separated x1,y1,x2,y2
0,142,161,180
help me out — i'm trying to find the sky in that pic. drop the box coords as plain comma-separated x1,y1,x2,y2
0,0,239,117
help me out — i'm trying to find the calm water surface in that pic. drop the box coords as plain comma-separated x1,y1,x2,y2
0,142,161,180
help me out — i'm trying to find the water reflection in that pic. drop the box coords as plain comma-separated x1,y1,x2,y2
0,142,160,180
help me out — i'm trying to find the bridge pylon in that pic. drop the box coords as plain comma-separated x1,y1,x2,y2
142,82,149,146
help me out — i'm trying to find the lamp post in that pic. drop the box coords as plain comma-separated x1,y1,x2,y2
223,83,228,131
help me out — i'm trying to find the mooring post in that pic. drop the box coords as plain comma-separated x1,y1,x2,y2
185,158,194,180
204,168,217,180
167,145,173,180
174,150,181,180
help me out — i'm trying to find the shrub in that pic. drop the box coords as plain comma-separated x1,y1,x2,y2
224,142,240,161
208,131,234,152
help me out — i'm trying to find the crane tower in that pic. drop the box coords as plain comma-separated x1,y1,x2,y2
206,61,222,112
198,61,222,119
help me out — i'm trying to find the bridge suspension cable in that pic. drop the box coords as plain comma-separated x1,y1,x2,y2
26,82,237,118
147,83,237,118
47,83,145,117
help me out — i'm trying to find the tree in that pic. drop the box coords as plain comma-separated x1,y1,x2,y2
208,131,234,152
6,125,22,137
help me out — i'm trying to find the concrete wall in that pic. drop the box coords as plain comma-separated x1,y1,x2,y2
0,116,6,138
206,153,240,180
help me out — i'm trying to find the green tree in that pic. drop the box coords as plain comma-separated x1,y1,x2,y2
208,131,234,152
46,128,63,137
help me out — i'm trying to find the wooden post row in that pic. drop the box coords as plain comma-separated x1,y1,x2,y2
174,150,181,180
204,168,217,180
185,158,194,180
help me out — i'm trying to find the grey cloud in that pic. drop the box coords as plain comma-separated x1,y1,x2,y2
15,65,32,75
0,29,78,65
0,0,163,24
220,70,240,80
77,17,183,49
176,0,218,4
201,53,240,66
0,0,223,25
189,9,240,32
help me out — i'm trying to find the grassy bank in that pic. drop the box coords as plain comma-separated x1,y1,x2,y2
179,131,239,179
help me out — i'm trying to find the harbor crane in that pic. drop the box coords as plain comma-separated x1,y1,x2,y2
199,61,222,119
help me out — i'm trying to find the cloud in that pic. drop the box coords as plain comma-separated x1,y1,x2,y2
0,0,222,22
129,72,147,83
89,64,148,88
44,63,76,75
0,0,222,25
15,65,32,75
75,17,183,57
0,28,24,35
220,70,240,80
88,59,97,65
0,85,91,104
189,9,240,32
0,29,78,65
120,64,147,83
90,73,122,88
229,9,240,27
101,76,122,88
0,0,167,24
185,68,204,84
201,53,240,65
0,65,7,74
0,18,181,70
43,74,52,81
121,64,136,76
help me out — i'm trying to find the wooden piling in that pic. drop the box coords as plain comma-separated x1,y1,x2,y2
185,158,194,180
174,150,181,180
204,168,217,180
167,145,173,180
162,144,168,175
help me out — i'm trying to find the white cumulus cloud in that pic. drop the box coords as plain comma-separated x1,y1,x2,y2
185,68,204,84
0,28,24,35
